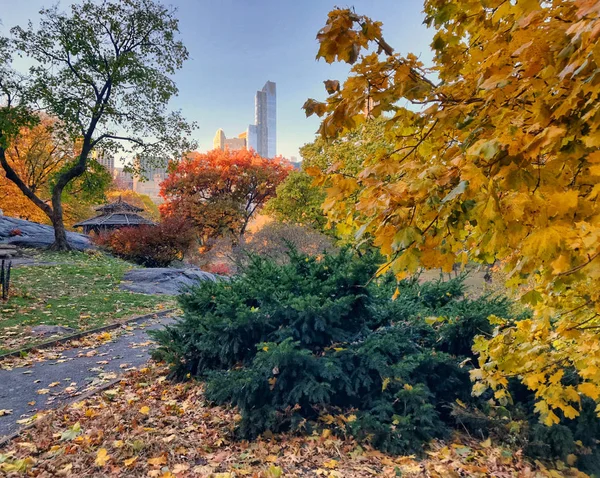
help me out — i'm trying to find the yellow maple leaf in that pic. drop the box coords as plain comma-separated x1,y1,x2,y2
95,448,110,467
148,455,167,466
579,382,600,400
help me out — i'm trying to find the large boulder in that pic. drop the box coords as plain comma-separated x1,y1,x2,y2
0,216,91,250
120,268,219,295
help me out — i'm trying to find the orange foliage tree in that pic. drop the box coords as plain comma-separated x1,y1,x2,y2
0,116,69,223
160,149,291,246
305,1,600,424
0,115,113,226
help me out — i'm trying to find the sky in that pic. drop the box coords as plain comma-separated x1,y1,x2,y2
0,0,434,160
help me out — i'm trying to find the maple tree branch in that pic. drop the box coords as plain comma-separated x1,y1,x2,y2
92,134,146,148
395,119,439,164
568,312,599,331
556,252,600,277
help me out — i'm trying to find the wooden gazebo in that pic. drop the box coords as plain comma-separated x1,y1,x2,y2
74,197,155,235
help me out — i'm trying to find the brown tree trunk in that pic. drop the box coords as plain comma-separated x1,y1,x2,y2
50,192,70,251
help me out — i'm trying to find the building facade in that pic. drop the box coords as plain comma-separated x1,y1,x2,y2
246,124,258,152
213,80,277,159
213,128,247,152
132,156,170,204
92,149,115,175
113,167,134,190
263,81,277,159
251,81,276,158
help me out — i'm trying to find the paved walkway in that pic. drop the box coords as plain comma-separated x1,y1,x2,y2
0,314,176,440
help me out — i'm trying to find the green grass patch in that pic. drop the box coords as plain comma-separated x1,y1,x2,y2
0,249,175,353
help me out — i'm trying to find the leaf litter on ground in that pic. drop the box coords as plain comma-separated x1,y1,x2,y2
0,315,174,372
0,363,588,477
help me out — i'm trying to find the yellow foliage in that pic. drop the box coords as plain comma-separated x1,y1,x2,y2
307,1,600,425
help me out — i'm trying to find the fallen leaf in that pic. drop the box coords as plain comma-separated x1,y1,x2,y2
173,463,190,473
95,448,110,467
148,455,167,466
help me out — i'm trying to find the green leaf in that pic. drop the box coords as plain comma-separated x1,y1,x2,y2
441,180,468,203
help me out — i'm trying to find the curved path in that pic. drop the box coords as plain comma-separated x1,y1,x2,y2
0,314,176,441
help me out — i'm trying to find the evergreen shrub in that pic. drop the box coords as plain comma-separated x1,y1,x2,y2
152,248,600,464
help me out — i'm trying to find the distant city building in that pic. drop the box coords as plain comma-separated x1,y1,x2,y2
91,149,114,175
213,128,246,152
212,80,277,159
132,156,170,204
113,167,134,190
246,124,258,152
251,81,276,158
213,129,226,150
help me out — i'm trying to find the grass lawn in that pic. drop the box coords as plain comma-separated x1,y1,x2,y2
0,249,175,354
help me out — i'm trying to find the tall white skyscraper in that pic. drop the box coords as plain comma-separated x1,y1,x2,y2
263,81,276,158
246,124,258,152
248,81,276,158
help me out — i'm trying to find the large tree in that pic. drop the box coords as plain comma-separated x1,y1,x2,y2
0,0,193,249
305,1,600,425
160,149,291,246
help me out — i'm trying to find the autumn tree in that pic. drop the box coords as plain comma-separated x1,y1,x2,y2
160,149,291,246
0,115,111,224
265,170,327,232
0,0,193,249
266,119,391,237
305,1,600,424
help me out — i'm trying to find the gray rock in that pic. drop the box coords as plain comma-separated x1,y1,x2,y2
31,325,76,337
121,267,218,295
0,216,91,250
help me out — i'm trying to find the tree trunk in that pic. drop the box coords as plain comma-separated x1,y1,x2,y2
49,185,71,251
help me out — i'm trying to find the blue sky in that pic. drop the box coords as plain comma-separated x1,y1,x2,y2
0,0,434,160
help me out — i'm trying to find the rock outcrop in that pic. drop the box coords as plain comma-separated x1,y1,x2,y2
0,216,91,250
120,268,219,295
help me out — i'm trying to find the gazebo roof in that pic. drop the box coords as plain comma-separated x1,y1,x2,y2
94,196,143,213
74,212,155,228
74,196,155,229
